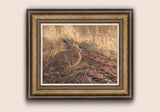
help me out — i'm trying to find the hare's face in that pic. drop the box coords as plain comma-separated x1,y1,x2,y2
63,38,81,53
72,44,81,53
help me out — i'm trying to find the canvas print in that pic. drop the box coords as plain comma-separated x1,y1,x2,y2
41,24,119,85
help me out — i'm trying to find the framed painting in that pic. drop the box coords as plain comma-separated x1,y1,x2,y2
26,9,133,99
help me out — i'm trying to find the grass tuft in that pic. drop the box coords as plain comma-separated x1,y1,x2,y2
43,25,117,59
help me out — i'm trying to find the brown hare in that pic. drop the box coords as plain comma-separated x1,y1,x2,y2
50,38,81,72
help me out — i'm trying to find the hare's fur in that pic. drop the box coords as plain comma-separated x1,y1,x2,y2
50,38,81,72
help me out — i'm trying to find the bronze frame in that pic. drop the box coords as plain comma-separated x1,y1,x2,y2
26,9,133,100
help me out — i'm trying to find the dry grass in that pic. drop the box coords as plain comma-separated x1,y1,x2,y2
42,25,117,59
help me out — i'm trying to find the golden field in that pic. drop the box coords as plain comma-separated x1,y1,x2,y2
42,25,117,59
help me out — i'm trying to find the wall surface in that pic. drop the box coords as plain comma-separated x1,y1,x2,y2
0,0,160,112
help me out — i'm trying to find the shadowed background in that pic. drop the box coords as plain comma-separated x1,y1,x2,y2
1,0,160,111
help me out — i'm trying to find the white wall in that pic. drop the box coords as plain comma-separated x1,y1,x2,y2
0,0,160,112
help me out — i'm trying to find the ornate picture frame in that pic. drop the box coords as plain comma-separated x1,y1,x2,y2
26,9,133,99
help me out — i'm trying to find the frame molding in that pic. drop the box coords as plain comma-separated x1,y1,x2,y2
26,9,133,100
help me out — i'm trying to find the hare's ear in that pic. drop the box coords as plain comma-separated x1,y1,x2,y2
63,39,72,47
71,38,74,45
